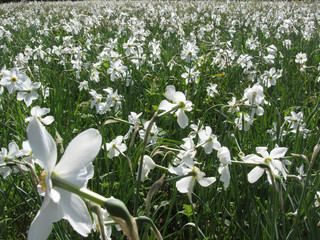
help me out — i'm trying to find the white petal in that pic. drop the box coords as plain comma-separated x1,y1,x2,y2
197,176,216,187
256,147,269,158
28,197,64,240
270,147,288,159
204,142,213,154
54,129,102,176
248,166,265,183
177,110,188,129
41,116,54,125
219,165,230,188
176,176,195,199
164,85,176,101
242,154,264,163
173,91,186,103
217,147,231,164
61,163,94,187
59,190,92,237
158,100,175,111
27,118,57,171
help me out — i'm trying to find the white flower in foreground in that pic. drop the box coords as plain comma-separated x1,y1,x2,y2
217,147,231,189
27,117,102,240
25,106,54,125
105,136,127,159
242,146,288,184
169,162,216,201
158,85,193,129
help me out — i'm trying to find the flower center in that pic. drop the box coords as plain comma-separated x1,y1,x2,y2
178,101,185,109
191,167,200,178
264,157,272,164
39,170,48,192
11,77,17,82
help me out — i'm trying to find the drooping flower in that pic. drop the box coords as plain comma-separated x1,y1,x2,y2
217,146,232,189
158,85,193,129
138,155,156,182
27,117,102,240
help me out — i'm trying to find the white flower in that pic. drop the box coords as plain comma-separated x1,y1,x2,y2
0,67,28,94
169,162,216,201
206,83,219,97
158,85,193,129
124,112,142,140
92,207,112,240
181,66,200,84
180,41,199,63
106,136,127,159
217,147,231,189
0,142,20,178
107,59,127,81
25,106,54,125
235,113,253,131
295,53,307,64
243,83,265,106
227,97,240,114
197,126,221,154
139,155,156,182
27,117,102,239
242,146,288,184
139,120,159,144
16,78,41,107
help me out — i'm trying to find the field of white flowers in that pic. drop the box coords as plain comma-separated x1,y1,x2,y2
0,0,320,239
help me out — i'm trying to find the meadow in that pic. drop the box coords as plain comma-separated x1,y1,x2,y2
0,0,320,239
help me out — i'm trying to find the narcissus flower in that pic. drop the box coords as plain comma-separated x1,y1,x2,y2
27,117,102,240
217,146,231,189
242,146,288,184
169,162,216,201
105,136,127,159
158,85,193,129
197,126,221,154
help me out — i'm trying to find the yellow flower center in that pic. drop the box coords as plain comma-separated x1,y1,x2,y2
191,167,200,178
11,77,17,82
